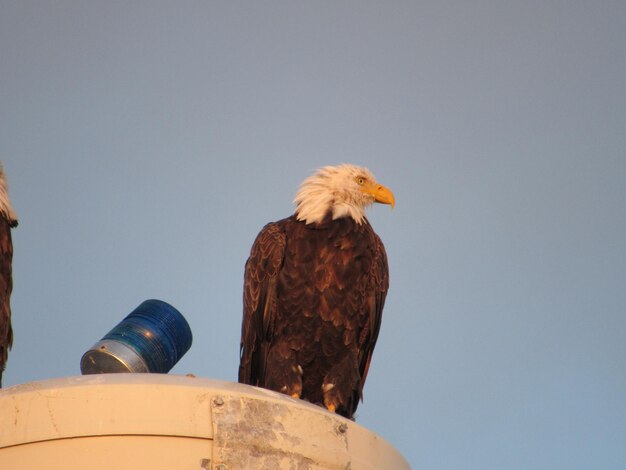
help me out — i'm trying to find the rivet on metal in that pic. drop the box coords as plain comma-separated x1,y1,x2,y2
212,396,224,407
337,423,348,434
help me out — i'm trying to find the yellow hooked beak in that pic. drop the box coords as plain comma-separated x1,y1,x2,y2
362,183,395,208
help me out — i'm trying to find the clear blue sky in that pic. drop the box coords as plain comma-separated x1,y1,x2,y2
2,2,625,468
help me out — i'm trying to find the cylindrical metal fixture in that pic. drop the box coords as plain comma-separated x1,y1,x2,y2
80,299,192,374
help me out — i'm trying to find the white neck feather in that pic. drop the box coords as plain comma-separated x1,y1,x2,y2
293,165,374,225
0,164,18,225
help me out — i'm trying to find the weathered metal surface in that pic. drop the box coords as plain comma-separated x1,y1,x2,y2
211,394,350,469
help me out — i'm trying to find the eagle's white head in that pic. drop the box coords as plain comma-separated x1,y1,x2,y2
294,164,395,225
0,163,17,227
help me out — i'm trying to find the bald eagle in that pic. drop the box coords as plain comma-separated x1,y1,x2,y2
239,164,394,419
0,164,17,388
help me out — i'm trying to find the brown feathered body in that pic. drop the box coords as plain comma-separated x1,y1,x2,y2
0,165,17,388
239,214,388,419
0,218,15,388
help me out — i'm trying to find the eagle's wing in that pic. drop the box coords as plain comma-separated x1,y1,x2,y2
238,221,286,386
357,232,389,399
0,218,15,388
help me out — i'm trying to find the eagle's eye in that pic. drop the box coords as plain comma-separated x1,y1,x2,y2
356,177,366,186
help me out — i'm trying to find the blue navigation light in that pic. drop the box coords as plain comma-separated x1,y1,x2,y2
80,299,193,374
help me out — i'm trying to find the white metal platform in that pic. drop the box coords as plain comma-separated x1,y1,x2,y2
0,374,409,470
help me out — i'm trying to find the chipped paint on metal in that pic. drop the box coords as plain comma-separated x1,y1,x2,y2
211,395,350,469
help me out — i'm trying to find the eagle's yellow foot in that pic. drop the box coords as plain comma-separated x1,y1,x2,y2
327,404,336,413
291,393,300,399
